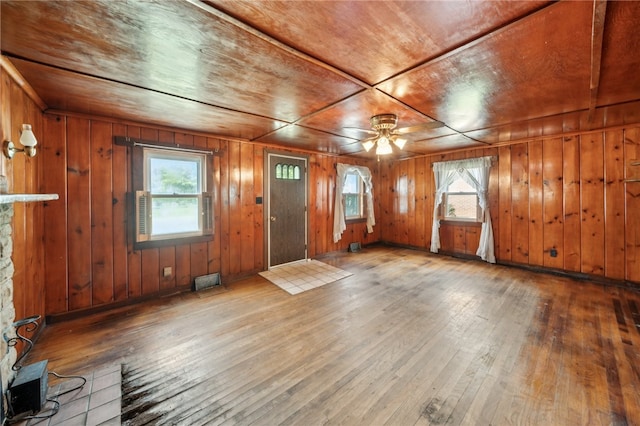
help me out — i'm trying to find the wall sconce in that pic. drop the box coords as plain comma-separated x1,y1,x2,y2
3,124,38,159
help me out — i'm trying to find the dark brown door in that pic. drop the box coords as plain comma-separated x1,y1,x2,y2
268,153,307,267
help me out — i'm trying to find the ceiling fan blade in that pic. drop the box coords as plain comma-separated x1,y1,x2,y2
394,121,445,134
343,127,378,135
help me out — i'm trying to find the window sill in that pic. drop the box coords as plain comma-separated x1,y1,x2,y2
345,217,367,225
134,234,213,250
440,219,482,227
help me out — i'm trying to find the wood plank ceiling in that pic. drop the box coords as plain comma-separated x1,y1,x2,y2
2,0,639,159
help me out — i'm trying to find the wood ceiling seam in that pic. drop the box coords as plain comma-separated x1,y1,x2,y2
187,0,372,90
463,97,640,145
373,89,490,146
6,53,293,130
281,88,371,131
587,0,608,125
366,3,558,146
391,122,640,163
371,1,557,89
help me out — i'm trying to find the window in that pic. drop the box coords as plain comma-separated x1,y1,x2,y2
431,156,494,262
441,176,481,221
334,163,375,242
343,171,364,220
135,148,213,245
275,163,301,180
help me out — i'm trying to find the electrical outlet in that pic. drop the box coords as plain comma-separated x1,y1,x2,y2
163,267,172,277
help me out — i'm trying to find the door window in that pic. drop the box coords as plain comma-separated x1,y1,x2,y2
275,163,301,180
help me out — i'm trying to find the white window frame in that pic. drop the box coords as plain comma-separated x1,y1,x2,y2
441,176,482,222
135,148,213,244
342,171,365,220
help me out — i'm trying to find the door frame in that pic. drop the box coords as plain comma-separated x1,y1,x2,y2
264,150,309,269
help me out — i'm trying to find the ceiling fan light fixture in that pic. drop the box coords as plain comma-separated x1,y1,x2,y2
393,137,407,149
352,113,444,156
362,140,375,152
370,114,398,130
375,138,393,155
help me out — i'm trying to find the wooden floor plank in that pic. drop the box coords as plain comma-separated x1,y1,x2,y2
23,246,640,425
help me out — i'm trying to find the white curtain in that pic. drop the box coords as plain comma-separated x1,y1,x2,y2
430,156,495,263
430,164,459,254
333,163,375,243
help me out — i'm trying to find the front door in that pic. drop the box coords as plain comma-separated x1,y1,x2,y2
267,153,308,267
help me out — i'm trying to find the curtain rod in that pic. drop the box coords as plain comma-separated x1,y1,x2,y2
430,155,497,167
114,136,220,156
132,141,216,155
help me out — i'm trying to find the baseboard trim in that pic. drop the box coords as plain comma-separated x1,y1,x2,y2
45,284,192,324
380,241,640,292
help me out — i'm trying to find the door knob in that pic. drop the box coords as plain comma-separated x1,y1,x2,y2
270,216,276,222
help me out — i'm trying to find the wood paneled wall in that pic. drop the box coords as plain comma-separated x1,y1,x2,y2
40,114,379,315
377,128,640,284
0,67,47,325
5,62,639,319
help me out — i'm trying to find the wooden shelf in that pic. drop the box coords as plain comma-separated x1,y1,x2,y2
0,193,59,204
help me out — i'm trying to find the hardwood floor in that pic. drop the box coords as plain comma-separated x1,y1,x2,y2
25,246,640,425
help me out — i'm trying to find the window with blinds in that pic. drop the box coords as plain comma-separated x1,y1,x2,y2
135,148,213,244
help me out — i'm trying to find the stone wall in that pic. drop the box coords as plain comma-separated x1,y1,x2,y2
0,202,16,400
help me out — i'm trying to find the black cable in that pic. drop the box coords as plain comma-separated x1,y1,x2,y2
48,371,88,397
7,398,60,423
5,370,87,424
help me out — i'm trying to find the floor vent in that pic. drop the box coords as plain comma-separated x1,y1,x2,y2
193,273,221,291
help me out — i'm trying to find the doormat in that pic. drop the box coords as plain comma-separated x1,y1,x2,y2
259,260,352,295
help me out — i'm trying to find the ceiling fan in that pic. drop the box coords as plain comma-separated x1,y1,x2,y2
346,114,444,155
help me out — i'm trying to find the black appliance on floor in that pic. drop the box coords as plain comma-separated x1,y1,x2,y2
4,315,48,417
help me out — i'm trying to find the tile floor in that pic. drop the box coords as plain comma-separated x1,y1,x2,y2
13,364,121,426
259,259,352,294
